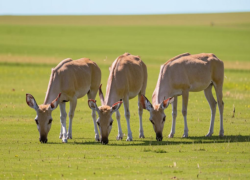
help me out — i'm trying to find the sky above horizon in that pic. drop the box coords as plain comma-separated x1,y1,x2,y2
0,0,250,15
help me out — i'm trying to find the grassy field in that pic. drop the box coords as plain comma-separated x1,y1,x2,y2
0,13,250,179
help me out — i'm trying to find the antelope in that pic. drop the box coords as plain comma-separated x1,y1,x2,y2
88,53,147,144
141,53,224,141
26,58,101,143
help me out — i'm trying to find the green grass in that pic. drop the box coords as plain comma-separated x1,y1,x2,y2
0,13,250,179
0,25,249,62
1,13,250,64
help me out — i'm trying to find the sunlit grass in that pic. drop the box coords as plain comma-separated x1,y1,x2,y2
1,62,250,179
0,13,250,179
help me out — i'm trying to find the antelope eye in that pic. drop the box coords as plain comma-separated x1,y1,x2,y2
149,119,154,125
48,119,52,124
110,121,113,126
163,116,166,122
97,122,100,126
35,119,39,125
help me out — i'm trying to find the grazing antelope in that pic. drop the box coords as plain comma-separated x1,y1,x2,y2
141,53,224,141
26,58,101,143
88,53,147,144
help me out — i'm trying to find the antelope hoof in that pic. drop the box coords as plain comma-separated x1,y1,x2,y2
126,137,133,141
95,135,100,142
168,133,174,138
219,131,224,137
59,134,63,139
62,138,68,143
139,134,145,138
67,134,72,139
116,136,123,140
205,132,213,137
116,133,123,141
182,134,188,138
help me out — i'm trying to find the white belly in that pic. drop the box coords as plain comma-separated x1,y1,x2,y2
189,81,211,92
129,91,139,99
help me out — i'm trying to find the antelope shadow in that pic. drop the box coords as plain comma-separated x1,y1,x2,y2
47,134,250,146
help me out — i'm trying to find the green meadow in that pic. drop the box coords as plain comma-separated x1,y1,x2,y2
0,13,250,179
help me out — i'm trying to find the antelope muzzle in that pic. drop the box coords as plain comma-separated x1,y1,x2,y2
40,136,48,143
101,137,109,145
156,132,163,141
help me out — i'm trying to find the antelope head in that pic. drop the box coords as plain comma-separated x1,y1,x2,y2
140,95,174,141
26,93,61,143
88,85,122,144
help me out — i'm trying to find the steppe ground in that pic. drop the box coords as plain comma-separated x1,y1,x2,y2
0,12,250,179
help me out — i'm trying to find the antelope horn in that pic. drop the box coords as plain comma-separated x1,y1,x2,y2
99,84,105,105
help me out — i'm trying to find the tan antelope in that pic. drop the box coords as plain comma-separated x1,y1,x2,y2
88,53,147,144
26,58,101,143
141,53,224,141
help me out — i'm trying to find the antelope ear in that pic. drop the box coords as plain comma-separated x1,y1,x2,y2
160,97,174,109
88,99,99,111
49,93,61,111
111,99,123,113
140,95,153,111
26,94,39,111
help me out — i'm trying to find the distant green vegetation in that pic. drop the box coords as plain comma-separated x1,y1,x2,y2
0,13,250,179
0,12,250,65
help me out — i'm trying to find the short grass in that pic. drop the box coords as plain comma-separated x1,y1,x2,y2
0,13,250,65
0,13,250,179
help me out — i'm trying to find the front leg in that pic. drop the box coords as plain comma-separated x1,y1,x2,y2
138,95,145,138
59,102,68,143
116,110,123,140
91,109,100,141
169,96,177,138
123,97,132,141
67,98,77,139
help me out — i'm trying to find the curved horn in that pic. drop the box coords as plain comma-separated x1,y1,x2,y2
99,84,105,105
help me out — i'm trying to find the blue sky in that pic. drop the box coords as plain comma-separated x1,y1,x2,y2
0,0,250,15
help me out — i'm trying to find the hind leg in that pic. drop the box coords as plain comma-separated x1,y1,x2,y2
88,90,100,141
204,84,217,137
168,96,177,138
182,90,189,138
214,84,224,137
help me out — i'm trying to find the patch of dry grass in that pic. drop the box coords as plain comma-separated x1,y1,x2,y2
1,54,250,70
224,61,250,70
0,12,250,27
0,54,61,64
